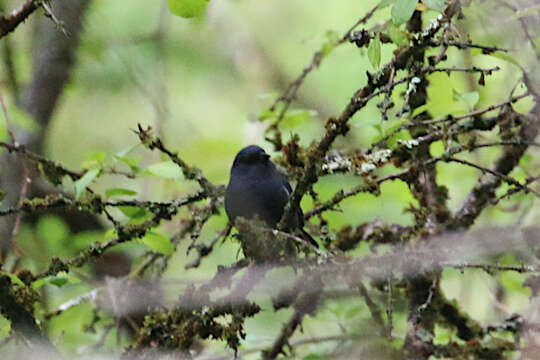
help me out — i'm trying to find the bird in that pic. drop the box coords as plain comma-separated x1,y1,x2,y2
225,145,318,248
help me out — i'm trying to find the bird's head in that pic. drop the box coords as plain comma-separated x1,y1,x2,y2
232,145,271,167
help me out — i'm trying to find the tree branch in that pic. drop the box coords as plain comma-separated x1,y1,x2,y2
0,275,63,357
0,0,41,39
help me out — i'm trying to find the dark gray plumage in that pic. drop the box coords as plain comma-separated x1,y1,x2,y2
225,145,318,248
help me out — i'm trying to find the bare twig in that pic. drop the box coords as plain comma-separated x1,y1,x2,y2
185,223,232,269
445,156,540,198
427,39,508,53
0,0,41,39
266,4,380,147
263,276,321,360
0,141,83,181
444,262,540,274
135,124,217,196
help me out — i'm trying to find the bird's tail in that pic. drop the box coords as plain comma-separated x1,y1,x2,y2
300,228,319,248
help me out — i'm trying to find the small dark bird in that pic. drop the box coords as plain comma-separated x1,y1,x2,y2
225,145,318,248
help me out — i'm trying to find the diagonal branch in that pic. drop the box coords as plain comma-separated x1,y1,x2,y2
278,4,460,232
263,275,322,360
0,140,83,181
266,4,380,148
0,275,63,357
135,124,217,196
0,0,41,39
449,104,540,230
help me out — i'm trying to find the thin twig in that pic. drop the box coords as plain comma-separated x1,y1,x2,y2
0,141,83,181
266,4,380,143
0,0,41,39
444,262,540,274
135,124,217,196
427,39,508,53
357,282,386,334
445,157,540,198
418,92,530,126
386,275,393,339
185,223,232,269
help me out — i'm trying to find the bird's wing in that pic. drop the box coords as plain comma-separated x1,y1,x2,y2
278,172,317,247
281,174,293,195
279,173,307,227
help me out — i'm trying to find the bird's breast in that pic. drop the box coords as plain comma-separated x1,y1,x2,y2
225,172,288,226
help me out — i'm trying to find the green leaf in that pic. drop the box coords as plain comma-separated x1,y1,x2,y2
501,271,530,295
104,228,118,240
368,34,381,69
105,188,137,198
167,0,209,18
0,272,24,286
74,168,100,199
114,155,141,171
383,119,406,136
387,129,411,148
146,161,182,179
118,206,150,219
423,0,446,12
391,0,418,25
258,107,276,121
282,109,318,128
32,275,69,289
379,0,397,8
372,119,410,148
321,30,339,57
115,144,139,158
434,324,452,345
385,22,410,46
0,316,10,338
140,231,174,255
411,104,429,117
429,140,445,157
81,151,107,170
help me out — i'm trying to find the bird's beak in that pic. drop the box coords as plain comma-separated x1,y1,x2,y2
263,153,271,160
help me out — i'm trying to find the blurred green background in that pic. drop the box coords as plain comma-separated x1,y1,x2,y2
1,0,539,357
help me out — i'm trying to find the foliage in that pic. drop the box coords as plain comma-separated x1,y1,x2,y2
0,0,539,359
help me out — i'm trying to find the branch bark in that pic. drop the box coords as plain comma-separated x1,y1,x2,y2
1,0,94,254
449,103,540,230
0,275,62,358
0,0,40,40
